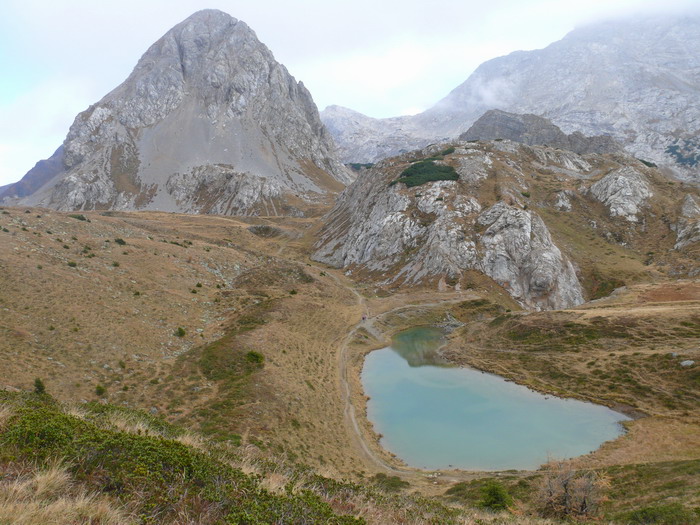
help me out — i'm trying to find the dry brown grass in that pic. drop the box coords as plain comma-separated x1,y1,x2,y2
0,463,129,524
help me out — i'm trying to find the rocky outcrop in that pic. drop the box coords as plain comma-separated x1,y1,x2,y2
674,195,700,249
476,202,584,310
589,167,652,222
313,141,586,310
323,15,700,184
8,10,351,215
460,110,622,155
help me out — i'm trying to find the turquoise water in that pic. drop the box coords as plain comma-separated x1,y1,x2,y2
362,327,630,471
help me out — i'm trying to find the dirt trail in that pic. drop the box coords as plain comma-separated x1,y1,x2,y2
313,266,471,476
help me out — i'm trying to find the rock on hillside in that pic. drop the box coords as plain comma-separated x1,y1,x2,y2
313,140,700,310
460,110,622,155
4,10,351,216
674,194,700,249
323,15,700,183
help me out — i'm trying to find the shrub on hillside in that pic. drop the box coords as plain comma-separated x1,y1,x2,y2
390,160,459,188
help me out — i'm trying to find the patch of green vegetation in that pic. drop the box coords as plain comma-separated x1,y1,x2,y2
0,392,362,524
348,162,374,171
637,158,658,168
174,326,186,337
390,160,459,188
371,473,410,492
114,238,126,246
446,476,532,509
68,213,88,221
618,502,700,524
604,459,700,519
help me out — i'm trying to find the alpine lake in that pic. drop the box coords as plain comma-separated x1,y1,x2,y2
361,326,630,471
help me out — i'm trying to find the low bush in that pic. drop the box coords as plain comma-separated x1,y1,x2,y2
391,160,459,188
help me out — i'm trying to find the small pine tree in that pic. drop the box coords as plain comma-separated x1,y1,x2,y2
33,378,46,394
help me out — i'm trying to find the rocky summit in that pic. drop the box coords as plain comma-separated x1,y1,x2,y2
323,16,700,184
2,10,351,216
313,140,700,310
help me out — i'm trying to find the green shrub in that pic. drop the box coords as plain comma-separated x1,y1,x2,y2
371,473,410,492
114,238,126,246
95,385,106,396
391,160,459,188
245,351,264,365
174,327,186,337
68,214,87,221
67,261,77,267
479,481,512,511
33,378,46,394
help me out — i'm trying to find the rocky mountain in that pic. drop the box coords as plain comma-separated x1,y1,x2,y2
459,110,622,155
3,10,351,216
313,140,700,310
322,15,700,184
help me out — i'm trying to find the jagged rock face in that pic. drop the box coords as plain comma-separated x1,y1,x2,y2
314,140,700,308
460,110,622,155
675,195,700,249
9,10,351,215
323,16,700,183
589,167,653,222
314,142,588,310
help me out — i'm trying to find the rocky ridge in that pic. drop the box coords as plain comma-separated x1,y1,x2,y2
4,10,351,216
313,140,700,310
460,110,622,155
322,16,700,184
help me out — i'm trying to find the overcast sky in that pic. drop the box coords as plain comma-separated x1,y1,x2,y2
1,0,698,187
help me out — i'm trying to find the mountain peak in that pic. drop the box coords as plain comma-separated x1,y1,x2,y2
6,10,351,215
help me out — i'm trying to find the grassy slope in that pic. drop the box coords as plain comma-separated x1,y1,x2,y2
0,391,532,524
2,205,699,523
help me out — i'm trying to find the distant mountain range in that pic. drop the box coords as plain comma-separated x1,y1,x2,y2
4,12,699,217
322,16,700,184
